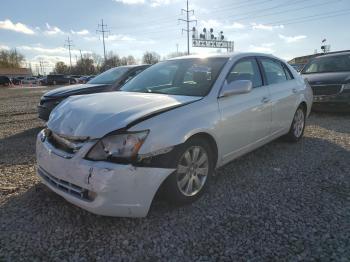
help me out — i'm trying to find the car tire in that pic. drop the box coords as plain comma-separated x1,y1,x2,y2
285,105,306,142
163,137,214,205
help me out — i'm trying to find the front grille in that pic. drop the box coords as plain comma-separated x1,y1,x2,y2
311,84,342,96
38,167,92,201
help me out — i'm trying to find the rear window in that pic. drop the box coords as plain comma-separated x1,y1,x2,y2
260,58,288,84
302,54,350,74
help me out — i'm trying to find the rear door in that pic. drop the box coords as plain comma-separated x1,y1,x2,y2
218,57,271,162
258,58,298,133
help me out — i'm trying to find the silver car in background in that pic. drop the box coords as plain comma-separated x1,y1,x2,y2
36,53,313,217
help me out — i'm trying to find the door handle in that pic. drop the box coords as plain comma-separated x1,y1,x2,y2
261,97,270,103
292,88,298,94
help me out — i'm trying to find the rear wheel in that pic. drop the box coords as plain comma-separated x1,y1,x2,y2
285,106,306,142
163,138,214,205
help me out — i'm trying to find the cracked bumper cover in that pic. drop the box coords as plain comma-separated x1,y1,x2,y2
36,134,175,217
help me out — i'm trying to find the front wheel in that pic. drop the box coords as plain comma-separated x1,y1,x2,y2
163,138,214,205
285,106,306,142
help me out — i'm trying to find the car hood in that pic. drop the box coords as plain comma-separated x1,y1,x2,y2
48,91,200,139
43,84,111,98
302,72,350,85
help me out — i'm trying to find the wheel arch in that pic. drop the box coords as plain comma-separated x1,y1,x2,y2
299,101,307,113
185,132,219,168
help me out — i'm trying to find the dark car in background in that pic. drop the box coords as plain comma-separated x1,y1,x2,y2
78,75,96,84
39,77,48,85
0,76,12,86
302,52,350,112
38,65,150,121
47,74,77,85
11,77,23,85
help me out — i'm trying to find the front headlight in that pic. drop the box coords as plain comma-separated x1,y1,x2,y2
86,130,149,162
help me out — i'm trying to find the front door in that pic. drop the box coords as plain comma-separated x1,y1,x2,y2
218,57,271,163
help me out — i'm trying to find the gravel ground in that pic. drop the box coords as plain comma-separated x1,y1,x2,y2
0,86,349,261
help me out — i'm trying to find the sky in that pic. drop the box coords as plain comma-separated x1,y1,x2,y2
0,0,349,73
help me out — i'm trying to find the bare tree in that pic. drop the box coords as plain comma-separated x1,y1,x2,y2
127,55,136,65
73,55,96,75
142,51,160,64
53,62,69,74
0,49,25,68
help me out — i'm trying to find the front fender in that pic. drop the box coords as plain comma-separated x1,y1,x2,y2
128,98,221,161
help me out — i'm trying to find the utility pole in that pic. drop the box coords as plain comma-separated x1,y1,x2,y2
64,36,74,69
176,43,179,54
39,60,43,75
79,49,83,60
179,0,197,55
97,19,110,61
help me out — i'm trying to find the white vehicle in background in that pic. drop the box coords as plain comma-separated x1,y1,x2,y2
21,77,39,85
36,52,313,217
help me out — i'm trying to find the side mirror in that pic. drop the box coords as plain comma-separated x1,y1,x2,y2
219,80,253,98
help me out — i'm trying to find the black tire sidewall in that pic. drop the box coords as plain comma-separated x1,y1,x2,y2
163,137,214,205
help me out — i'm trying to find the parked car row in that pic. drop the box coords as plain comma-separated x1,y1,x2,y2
0,76,42,86
36,53,314,217
0,74,96,87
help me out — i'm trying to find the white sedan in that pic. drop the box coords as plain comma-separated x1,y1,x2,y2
21,77,38,85
36,53,313,217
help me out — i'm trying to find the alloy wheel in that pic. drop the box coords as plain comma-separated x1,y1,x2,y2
293,108,305,138
176,146,209,197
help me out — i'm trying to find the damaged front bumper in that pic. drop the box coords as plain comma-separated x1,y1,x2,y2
36,133,175,217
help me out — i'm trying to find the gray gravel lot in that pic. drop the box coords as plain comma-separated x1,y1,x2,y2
0,86,349,261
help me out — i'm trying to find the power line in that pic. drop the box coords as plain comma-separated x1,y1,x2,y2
96,19,110,61
179,0,197,55
64,36,73,69
111,0,311,36
272,10,350,26
266,8,350,26
207,0,307,19
110,0,273,32
232,0,341,22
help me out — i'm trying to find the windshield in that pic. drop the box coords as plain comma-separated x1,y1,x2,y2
120,58,228,96
88,67,129,84
302,54,350,74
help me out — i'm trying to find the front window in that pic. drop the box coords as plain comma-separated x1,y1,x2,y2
120,58,228,97
302,54,350,74
227,58,262,88
88,67,129,85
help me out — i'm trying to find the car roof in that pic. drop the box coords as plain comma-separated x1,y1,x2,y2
167,52,282,61
313,52,350,59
